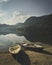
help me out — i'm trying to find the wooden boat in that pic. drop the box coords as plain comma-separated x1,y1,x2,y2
9,45,21,54
34,44,43,49
22,43,28,47
22,43,43,49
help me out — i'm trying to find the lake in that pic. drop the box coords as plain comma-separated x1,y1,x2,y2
0,33,28,51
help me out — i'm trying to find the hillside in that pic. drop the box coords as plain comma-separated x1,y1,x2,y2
23,14,52,33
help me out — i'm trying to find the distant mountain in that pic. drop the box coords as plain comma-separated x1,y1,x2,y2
0,24,14,34
15,23,23,26
0,23,24,35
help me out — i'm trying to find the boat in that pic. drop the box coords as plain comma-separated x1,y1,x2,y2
9,44,21,54
22,43,28,47
34,44,43,49
22,43,43,49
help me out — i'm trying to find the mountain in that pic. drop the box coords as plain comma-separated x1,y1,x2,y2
17,14,52,44
22,14,52,32
23,14,52,30
24,16,37,25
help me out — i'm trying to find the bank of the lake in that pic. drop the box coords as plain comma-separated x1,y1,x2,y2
0,45,52,65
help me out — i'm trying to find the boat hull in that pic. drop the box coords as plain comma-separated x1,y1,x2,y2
9,45,21,54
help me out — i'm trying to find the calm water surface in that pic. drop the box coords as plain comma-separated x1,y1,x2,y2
0,34,28,48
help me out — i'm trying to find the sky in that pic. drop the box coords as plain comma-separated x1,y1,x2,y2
0,0,52,25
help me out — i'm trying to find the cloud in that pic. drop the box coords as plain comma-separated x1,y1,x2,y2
2,11,31,25
0,0,9,3
0,12,6,17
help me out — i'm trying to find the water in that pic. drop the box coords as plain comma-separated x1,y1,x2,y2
0,34,28,50
0,30,51,52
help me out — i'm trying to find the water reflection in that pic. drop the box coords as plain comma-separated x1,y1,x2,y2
0,34,27,48
0,29,52,52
